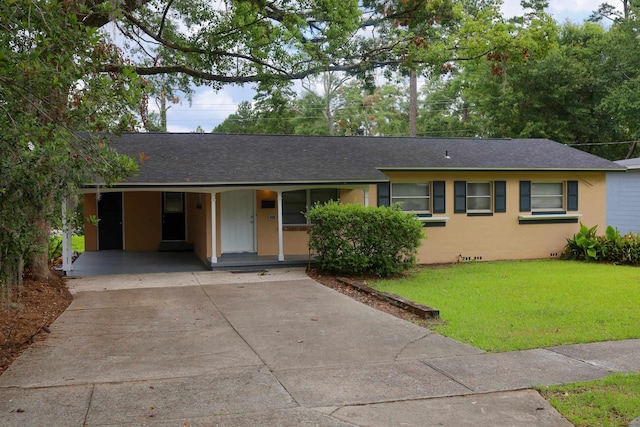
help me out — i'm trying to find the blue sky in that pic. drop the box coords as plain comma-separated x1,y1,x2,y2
162,0,618,132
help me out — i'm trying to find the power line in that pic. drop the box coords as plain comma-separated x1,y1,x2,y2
570,141,638,147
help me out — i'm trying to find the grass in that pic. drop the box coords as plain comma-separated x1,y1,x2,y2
372,260,640,352
71,235,85,253
373,260,640,426
537,373,640,427
49,235,85,259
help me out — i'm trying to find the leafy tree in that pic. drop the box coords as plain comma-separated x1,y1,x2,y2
298,72,351,135
3,0,407,285
213,83,297,134
213,101,260,134
417,71,480,137
1,1,141,290
595,6,640,158
251,82,298,134
290,91,334,136
451,13,639,160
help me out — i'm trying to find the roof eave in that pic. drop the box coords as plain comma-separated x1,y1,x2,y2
81,178,388,189
377,167,625,172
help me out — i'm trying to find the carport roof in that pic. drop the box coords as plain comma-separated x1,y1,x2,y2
83,133,623,187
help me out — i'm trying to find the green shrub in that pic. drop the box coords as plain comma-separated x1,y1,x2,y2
306,201,424,277
563,224,640,265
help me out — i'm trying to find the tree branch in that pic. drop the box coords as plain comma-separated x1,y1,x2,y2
79,0,152,27
157,0,175,39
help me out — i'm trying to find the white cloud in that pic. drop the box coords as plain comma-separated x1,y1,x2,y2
501,0,620,21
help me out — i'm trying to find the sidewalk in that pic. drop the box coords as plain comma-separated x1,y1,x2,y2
0,269,638,426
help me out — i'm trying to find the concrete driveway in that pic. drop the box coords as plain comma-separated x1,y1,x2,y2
0,268,620,426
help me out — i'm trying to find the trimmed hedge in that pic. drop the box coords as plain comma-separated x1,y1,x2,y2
563,224,640,265
306,201,424,277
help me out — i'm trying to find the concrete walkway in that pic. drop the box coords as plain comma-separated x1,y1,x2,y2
0,269,638,426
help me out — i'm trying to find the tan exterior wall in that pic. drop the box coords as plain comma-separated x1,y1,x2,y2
83,194,98,251
340,188,364,205
283,230,311,255
123,192,162,251
255,188,375,256
187,193,210,264
82,173,605,266
255,190,279,255
383,171,607,264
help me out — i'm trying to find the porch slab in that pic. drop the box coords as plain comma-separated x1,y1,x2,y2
212,253,313,270
67,250,313,277
67,250,207,276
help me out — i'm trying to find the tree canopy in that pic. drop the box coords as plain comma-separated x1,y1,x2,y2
213,2,640,161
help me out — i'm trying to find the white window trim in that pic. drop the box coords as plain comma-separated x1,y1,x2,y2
519,213,582,221
417,216,450,223
531,182,565,212
466,182,492,213
391,182,431,214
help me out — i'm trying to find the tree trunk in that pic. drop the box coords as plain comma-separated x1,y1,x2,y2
160,85,168,132
31,216,52,282
409,69,417,137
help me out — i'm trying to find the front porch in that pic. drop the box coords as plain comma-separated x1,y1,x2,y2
67,251,314,277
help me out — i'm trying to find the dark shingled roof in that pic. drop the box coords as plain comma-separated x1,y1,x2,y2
94,133,623,186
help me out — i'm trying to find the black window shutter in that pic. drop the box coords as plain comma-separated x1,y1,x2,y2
494,181,506,213
519,181,531,212
377,182,390,207
567,180,578,211
433,181,446,213
454,181,466,213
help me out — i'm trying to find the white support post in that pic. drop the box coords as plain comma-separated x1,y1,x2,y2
277,191,284,262
210,192,218,265
364,188,370,207
61,199,73,273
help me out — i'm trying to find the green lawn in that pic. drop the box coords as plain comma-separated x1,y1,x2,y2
373,260,640,426
49,235,85,260
373,260,640,352
538,373,640,427
72,235,85,253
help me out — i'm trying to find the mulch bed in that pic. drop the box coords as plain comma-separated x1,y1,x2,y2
0,270,72,375
307,268,442,327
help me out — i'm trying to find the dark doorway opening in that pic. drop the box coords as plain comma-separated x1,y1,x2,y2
98,192,123,250
162,192,186,241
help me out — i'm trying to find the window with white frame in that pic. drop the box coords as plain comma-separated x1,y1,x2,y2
466,182,491,212
391,183,430,212
531,182,564,211
282,189,339,225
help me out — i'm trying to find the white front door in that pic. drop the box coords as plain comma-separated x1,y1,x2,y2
221,190,256,253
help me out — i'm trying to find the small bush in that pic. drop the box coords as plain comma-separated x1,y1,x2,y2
563,224,640,265
306,201,424,277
